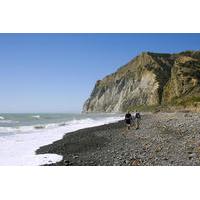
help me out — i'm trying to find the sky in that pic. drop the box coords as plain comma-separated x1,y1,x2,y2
0,33,200,113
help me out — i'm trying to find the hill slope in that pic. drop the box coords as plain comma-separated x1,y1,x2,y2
83,51,200,113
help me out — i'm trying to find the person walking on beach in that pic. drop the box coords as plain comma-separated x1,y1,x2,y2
135,110,141,130
125,111,132,130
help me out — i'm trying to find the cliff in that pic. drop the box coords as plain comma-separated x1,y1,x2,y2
83,51,200,113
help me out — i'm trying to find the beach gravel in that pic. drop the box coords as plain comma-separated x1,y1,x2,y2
36,112,200,166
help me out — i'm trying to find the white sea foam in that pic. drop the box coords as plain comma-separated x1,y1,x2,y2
0,125,35,133
0,115,123,166
32,115,41,119
0,116,5,120
0,120,19,124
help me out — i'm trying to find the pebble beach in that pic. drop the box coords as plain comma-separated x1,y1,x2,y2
36,112,200,166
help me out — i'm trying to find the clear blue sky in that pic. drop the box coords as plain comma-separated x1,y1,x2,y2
0,33,200,113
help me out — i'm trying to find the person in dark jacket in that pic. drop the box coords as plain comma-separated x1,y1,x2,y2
135,110,141,130
125,111,132,130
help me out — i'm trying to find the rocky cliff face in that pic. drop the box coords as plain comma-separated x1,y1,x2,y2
83,51,200,113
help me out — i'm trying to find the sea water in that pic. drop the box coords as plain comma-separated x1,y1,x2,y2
0,113,123,166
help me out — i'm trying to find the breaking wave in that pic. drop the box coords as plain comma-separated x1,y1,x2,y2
0,116,5,120
0,120,19,124
32,115,41,119
0,116,122,134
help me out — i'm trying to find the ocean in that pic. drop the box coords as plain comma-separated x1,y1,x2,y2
0,113,123,166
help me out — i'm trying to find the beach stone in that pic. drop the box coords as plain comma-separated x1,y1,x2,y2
196,141,200,146
124,160,129,165
130,159,141,166
73,155,79,159
64,160,71,166
189,153,196,159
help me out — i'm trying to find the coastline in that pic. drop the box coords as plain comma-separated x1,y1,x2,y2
36,120,125,166
36,112,200,166
0,113,122,166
